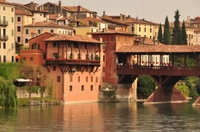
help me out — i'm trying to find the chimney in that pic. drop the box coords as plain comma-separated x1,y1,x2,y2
120,14,123,20
78,5,81,12
59,1,62,14
127,15,131,19
187,16,190,24
103,11,106,16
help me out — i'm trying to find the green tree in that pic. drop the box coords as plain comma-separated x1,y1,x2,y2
157,23,163,43
176,84,189,97
172,10,182,44
137,75,156,98
163,16,171,44
0,77,18,108
181,21,187,44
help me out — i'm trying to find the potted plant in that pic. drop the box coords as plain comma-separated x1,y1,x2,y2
69,53,73,59
95,55,100,60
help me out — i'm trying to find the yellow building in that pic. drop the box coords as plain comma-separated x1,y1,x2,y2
105,14,159,39
0,0,15,62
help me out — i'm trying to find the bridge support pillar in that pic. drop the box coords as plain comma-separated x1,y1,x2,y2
144,75,189,104
144,86,188,104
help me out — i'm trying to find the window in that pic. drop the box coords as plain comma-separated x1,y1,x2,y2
0,42,1,49
96,77,98,83
11,8,14,12
26,29,29,34
12,43,14,49
78,76,80,82
50,29,54,33
111,36,115,41
99,85,101,90
86,76,88,82
81,85,84,91
17,37,21,42
3,55,6,62
91,76,93,82
103,55,105,62
11,29,14,37
25,38,28,43
69,86,72,91
3,7,5,11
90,85,93,91
70,75,73,82
30,57,33,61
139,27,141,32
17,17,21,22
3,43,6,49
11,17,14,22
144,27,146,32
57,76,61,82
23,57,26,60
150,28,152,33
12,56,14,62
53,42,58,47
53,66,56,71
17,26,21,32
38,29,41,34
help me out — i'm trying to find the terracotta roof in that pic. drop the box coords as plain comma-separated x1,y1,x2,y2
29,32,57,41
91,29,136,36
49,14,67,21
15,9,32,16
77,17,103,26
44,34,102,43
24,21,74,30
13,2,48,13
63,6,96,13
194,28,200,32
101,16,128,26
116,45,200,53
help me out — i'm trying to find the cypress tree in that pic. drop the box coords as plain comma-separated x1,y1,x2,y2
172,10,182,44
182,21,187,45
163,16,171,44
157,23,163,43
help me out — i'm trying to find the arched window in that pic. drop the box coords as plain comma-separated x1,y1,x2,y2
3,55,6,62
12,56,14,62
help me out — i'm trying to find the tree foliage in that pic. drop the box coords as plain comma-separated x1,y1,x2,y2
181,21,187,45
0,77,18,108
158,23,163,43
172,10,182,44
176,84,189,97
137,75,156,98
163,16,171,44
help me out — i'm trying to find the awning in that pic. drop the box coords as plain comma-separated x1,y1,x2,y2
15,54,20,59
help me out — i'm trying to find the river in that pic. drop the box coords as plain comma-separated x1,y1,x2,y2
1,100,200,132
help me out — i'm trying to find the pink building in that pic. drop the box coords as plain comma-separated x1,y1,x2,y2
20,32,105,103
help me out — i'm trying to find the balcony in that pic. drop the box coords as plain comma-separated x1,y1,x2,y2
0,35,8,41
45,58,100,66
0,20,8,27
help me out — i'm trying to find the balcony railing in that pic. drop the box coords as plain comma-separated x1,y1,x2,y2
0,20,8,26
45,58,100,66
0,35,8,41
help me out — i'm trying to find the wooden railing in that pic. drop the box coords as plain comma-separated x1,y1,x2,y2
45,58,100,65
117,65,200,76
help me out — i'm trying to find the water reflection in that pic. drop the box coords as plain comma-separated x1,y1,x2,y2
0,101,200,131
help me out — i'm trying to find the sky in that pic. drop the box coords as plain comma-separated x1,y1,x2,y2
16,0,200,24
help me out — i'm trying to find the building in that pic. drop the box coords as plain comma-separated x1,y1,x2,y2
102,12,159,39
13,2,50,46
20,32,105,102
186,16,200,45
0,0,16,62
42,1,97,18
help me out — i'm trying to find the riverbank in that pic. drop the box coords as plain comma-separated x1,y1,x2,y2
18,97,63,106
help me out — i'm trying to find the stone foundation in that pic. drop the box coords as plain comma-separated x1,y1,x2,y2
192,97,200,106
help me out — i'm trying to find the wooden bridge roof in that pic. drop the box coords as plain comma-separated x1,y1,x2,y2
116,45,200,54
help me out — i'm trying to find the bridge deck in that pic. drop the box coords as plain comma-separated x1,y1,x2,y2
117,65,200,76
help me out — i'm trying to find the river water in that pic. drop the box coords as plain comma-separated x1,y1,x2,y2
1,100,200,132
